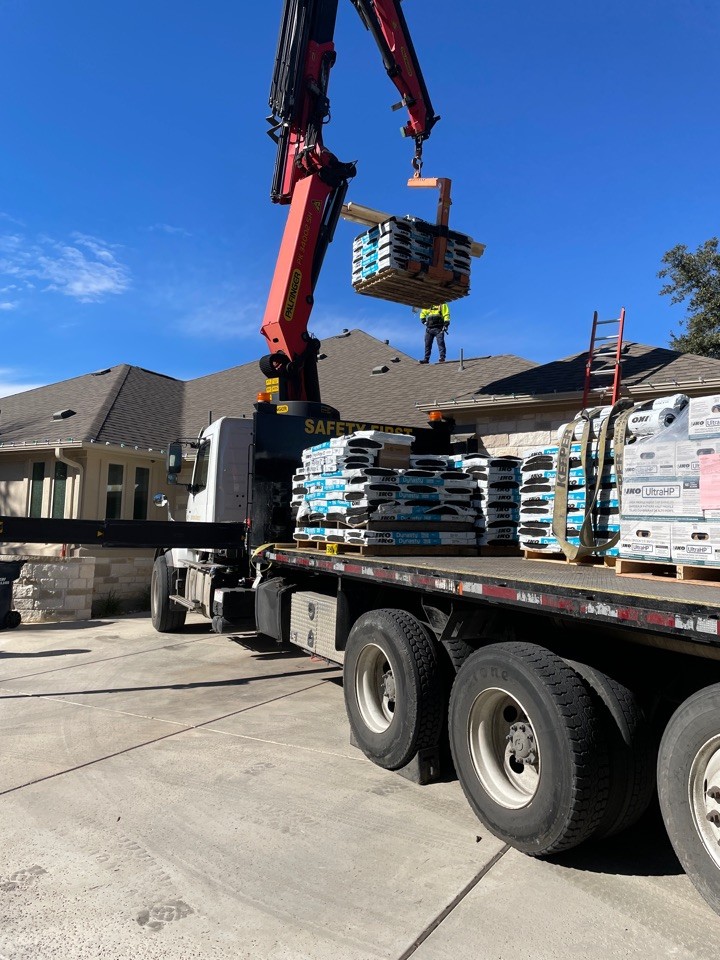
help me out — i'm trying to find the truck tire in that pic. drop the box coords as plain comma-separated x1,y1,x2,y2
565,660,655,839
658,684,720,916
151,554,187,633
449,642,609,856
343,609,444,771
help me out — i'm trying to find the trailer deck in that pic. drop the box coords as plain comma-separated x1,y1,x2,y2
262,547,720,650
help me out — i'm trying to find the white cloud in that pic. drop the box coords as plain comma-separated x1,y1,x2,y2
149,223,192,238
0,301,18,311
0,230,130,302
0,212,25,227
308,311,422,351
0,368,43,398
179,295,261,338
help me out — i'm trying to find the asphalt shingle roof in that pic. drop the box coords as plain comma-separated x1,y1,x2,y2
468,343,720,400
7,333,717,450
183,329,536,435
0,365,184,449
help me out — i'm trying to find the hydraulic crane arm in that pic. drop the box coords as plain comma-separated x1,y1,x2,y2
259,0,439,405
350,0,438,168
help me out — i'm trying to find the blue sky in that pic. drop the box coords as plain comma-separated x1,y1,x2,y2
1,0,718,397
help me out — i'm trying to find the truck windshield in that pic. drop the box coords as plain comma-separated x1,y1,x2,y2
193,440,211,493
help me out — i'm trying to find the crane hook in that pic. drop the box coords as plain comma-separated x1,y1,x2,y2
412,137,424,178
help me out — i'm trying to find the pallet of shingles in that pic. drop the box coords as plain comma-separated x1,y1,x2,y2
292,432,477,551
518,440,619,558
452,455,522,551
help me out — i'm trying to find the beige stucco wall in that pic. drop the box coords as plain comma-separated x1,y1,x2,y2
0,459,30,515
0,445,182,618
0,446,175,524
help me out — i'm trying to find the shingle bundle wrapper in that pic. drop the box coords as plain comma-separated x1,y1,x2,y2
519,438,619,555
351,216,473,309
293,431,476,549
451,455,522,548
619,399,720,565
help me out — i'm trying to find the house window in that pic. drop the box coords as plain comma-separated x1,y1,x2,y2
29,462,45,517
106,464,124,519
133,466,150,520
52,462,68,519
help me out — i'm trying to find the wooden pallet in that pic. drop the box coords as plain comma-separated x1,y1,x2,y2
294,540,478,557
522,549,616,568
614,557,720,585
353,265,470,309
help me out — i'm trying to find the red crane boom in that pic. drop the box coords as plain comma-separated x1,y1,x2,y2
259,0,439,408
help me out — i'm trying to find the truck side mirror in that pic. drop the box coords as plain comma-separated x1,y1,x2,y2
167,442,183,483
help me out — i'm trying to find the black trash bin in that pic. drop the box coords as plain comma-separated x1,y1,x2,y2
0,559,24,630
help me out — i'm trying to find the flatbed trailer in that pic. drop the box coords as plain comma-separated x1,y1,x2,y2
256,544,720,916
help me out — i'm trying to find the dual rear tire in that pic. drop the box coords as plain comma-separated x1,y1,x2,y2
449,643,613,855
344,615,654,857
658,684,720,916
343,609,444,771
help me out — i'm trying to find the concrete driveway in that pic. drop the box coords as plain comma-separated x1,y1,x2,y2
0,614,717,959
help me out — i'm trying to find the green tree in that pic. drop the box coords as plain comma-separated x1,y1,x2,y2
659,237,720,357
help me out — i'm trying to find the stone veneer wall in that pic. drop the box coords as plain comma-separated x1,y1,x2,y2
8,555,96,623
91,555,154,614
8,553,154,624
475,406,578,457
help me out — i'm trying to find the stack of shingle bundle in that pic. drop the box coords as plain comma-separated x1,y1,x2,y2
351,216,473,309
518,441,619,556
618,395,720,567
352,218,471,284
452,455,522,549
292,432,476,550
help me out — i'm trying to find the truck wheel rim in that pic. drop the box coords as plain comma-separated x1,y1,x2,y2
355,643,396,734
467,687,540,809
689,734,720,869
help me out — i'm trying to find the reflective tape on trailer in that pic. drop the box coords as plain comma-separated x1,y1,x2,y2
264,549,720,645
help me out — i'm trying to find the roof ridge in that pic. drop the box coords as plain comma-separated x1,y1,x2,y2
86,363,133,440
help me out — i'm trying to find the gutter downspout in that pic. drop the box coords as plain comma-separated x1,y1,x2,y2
55,447,84,557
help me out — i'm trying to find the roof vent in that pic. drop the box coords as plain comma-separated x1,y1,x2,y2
371,365,389,376
52,409,76,420
384,339,390,345
91,368,111,376
337,329,351,338
318,353,328,360
391,356,400,363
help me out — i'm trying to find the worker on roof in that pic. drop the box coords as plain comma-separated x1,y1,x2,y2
419,303,450,364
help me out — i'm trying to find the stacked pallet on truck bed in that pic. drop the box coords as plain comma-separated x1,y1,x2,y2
451,455,522,550
291,433,529,555
292,432,477,554
518,441,620,558
618,394,720,578
514,392,694,565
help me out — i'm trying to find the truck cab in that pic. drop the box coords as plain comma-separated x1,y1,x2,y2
153,417,255,633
